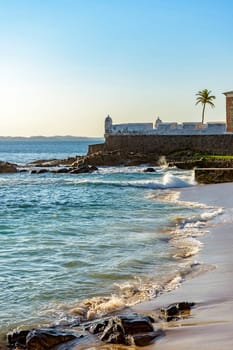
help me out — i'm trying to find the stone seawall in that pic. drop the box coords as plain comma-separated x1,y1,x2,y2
100,134,233,155
195,168,233,184
88,143,105,154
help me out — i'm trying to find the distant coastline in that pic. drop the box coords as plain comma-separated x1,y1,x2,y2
0,136,104,141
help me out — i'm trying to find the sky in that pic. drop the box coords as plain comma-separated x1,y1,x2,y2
0,0,233,137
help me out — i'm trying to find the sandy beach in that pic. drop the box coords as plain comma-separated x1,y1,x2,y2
130,182,233,349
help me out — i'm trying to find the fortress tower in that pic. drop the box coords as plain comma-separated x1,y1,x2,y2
105,115,112,134
223,91,233,132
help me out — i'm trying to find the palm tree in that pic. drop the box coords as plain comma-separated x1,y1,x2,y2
195,89,216,124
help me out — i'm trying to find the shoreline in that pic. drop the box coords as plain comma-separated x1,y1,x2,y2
3,176,233,349
131,182,233,349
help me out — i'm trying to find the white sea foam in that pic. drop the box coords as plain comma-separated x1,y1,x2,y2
162,172,194,188
72,173,194,190
200,208,223,220
148,190,214,210
51,261,211,323
68,274,185,320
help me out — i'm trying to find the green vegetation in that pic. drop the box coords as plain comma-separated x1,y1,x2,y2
199,154,233,160
195,89,216,124
168,150,233,160
192,152,233,160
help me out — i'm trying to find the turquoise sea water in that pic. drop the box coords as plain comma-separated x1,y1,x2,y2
0,138,222,341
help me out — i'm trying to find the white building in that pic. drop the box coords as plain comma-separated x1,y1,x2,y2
104,116,226,135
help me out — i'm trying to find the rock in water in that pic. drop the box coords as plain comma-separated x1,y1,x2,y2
8,328,77,350
0,161,17,173
7,329,30,349
70,162,98,174
143,167,156,173
29,169,49,174
26,329,77,350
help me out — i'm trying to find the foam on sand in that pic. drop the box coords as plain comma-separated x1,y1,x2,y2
133,183,233,350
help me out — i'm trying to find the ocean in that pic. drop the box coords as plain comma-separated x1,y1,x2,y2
0,138,222,342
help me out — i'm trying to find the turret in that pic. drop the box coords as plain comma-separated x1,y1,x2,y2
223,91,233,132
105,115,113,134
155,117,162,128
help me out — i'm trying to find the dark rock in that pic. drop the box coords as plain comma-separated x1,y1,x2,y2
26,329,77,350
53,337,88,350
52,168,70,174
195,167,233,184
89,165,98,171
160,302,195,322
173,160,203,170
118,314,154,334
69,168,85,174
26,157,80,168
7,329,30,349
0,161,17,174
87,319,109,335
8,328,79,350
29,169,49,174
100,318,125,344
89,314,161,346
27,159,63,167
37,169,49,174
129,329,165,346
143,167,156,173
69,163,98,174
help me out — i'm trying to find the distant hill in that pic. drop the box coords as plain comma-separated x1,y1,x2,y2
0,136,104,142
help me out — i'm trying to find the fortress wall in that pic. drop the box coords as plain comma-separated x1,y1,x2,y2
103,134,233,155
88,143,105,154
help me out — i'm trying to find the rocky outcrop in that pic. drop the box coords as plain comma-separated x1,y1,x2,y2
171,160,204,169
51,168,71,174
87,314,164,347
195,168,233,184
173,158,233,170
7,302,196,349
0,161,17,173
81,150,160,167
30,169,49,174
26,157,79,167
69,162,98,174
7,328,82,350
28,163,98,175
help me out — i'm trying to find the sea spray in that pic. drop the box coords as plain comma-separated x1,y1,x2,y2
158,156,168,168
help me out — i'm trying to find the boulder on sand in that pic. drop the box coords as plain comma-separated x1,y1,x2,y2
160,302,195,322
87,314,164,346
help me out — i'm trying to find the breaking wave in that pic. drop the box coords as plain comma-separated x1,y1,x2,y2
72,173,194,190
46,261,215,326
42,201,223,326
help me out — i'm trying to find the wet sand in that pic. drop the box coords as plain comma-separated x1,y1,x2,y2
132,182,233,349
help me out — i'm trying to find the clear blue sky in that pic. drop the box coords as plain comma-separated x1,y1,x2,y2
0,0,233,136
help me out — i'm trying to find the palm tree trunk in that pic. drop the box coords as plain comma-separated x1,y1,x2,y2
202,103,206,124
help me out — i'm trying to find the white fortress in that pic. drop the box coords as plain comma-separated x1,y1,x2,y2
105,115,226,135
